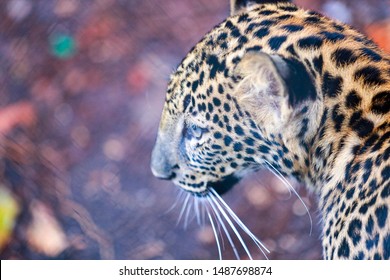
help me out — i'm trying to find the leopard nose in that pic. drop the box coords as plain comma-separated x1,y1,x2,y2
151,145,175,180
151,168,176,180
151,164,176,180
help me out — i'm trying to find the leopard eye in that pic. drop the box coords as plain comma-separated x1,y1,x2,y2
183,124,205,140
190,124,203,139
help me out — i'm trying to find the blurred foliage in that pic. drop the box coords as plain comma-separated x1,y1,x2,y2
0,186,19,250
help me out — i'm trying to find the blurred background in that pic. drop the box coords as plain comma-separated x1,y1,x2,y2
0,0,389,260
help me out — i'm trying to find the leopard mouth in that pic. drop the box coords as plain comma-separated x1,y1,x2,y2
207,174,240,195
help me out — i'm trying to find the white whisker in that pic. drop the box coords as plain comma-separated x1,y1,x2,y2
195,197,201,226
177,192,191,226
200,198,206,227
207,196,240,259
206,196,226,250
184,195,194,229
264,159,313,236
208,192,253,259
210,188,270,258
207,207,222,260
165,190,185,214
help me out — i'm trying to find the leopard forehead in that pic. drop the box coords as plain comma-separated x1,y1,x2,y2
165,2,373,115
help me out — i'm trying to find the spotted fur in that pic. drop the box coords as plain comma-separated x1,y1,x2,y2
151,0,390,259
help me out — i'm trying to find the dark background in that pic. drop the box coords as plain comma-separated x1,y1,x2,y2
0,0,389,260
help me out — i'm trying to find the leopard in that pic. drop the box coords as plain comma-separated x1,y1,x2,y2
151,0,390,259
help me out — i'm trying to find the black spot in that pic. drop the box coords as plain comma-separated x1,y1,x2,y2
214,132,222,139
283,158,293,169
226,125,232,132
232,56,241,65
230,162,238,168
354,66,386,87
359,133,379,154
305,16,321,23
259,19,276,26
354,252,365,260
234,125,245,136
313,55,323,74
321,31,345,42
183,94,191,110
337,238,350,258
223,103,231,112
259,10,277,16
280,5,298,11
212,114,219,124
258,145,270,154
366,215,374,235
213,97,221,107
238,35,248,44
347,219,362,246
223,115,229,124
346,188,355,199
231,27,241,38
244,137,255,146
333,23,345,32
286,44,298,56
381,183,390,198
211,144,222,150
322,72,343,98
348,112,374,138
268,36,287,51
345,90,362,109
238,13,250,23
282,58,317,106
254,28,269,39
371,91,390,115
245,148,255,155
199,71,205,86
332,48,358,67
206,55,226,79
191,80,199,92
382,166,390,182
282,24,304,32
298,36,323,49
207,85,213,95
208,103,214,113
308,10,323,16
218,84,224,94
217,32,228,41
366,234,380,250
246,46,262,52
383,234,390,259
224,20,234,29
361,48,382,62
332,105,345,132
220,42,228,49
224,135,233,146
374,253,381,260
277,14,293,20
197,103,206,112
375,205,388,228
359,195,377,214
233,142,243,152
368,179,378,195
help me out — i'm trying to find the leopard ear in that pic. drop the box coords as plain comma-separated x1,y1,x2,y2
234,52,316,123
230,0,292,15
